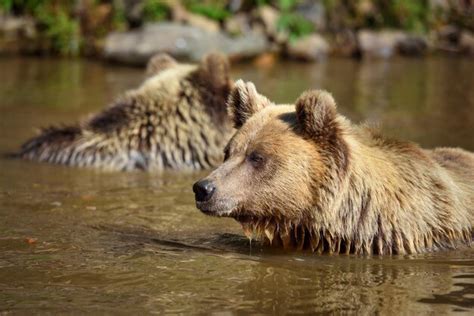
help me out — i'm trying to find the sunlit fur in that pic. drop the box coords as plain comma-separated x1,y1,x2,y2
198,81,474,255
17,53,234,171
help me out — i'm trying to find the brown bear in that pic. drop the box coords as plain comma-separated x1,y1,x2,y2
193,80,474,255
17,53,234,171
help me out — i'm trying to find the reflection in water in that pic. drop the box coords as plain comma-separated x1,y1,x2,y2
0,57,473,314
419,274,474,309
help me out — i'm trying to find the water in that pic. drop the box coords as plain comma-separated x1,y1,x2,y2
0,56,473,314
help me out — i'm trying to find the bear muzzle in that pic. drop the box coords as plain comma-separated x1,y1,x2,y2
193,179,216,203
193,179,239,216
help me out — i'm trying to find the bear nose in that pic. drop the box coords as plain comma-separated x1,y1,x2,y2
193,179,216,202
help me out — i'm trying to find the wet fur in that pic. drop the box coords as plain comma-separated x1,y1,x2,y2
237,136,474,255
211,82,474,255
18,54,234,171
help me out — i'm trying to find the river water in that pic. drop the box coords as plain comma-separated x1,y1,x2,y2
0,56,473,314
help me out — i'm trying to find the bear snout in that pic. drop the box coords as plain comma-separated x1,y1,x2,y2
193,179,216,203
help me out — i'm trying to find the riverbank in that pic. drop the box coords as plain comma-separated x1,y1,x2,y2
1,1,473,65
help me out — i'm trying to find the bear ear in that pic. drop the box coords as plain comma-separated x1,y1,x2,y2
146,53,178,76
295,90,339,138
198,52,231,91
228,80,272,128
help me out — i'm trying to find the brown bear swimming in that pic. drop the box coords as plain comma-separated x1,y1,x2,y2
17,53,234,171
193,80,474,255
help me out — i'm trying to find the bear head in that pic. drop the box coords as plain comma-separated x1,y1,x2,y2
141,52,233,132
193,80,350,241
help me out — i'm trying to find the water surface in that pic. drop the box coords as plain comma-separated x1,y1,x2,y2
0,56,473,314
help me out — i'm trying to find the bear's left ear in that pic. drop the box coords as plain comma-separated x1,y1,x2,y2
228,80,272,128
146,53,178,76
197,52,231,92
295,90,339,138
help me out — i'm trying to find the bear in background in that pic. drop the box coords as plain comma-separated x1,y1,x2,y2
17,53,234,171
193,80,473,255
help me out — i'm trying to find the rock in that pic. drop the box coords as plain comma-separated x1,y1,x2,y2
0,15,36,39
225,30,269,61
430,0,450,11
436,25,461,53
357,29,406,58
358,30,428,57
170,3,220,33
224,13,252,35
356,0,377,16
0,14,37,54
287,34,329,62
295,0,326,31
182,13,220,33
438,25,460,44
227,0,246,13
398,35,428,56
258,5,279,34
258,5,287,43
459,31,474,55
104,22,269,65
333,29,359,57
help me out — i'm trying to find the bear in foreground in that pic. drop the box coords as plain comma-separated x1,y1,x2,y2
193,80,474,255
17,53,234,171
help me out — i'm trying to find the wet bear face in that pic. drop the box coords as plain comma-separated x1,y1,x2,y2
194,80,348,225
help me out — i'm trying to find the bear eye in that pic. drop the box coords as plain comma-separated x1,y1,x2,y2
247,151,265,168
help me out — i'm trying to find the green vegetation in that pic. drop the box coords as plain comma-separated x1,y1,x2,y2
1,0,80,55
183,0,230,21
323,0,431,33
35,5,80,55
389,0,430,32
359,0,430,32
111,4,127,31
275,0,314,40
0,0,13,12
250,0,315,40
143,0,170,22
142,0,231,23
1,0,471,57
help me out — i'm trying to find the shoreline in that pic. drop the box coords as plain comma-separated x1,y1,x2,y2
1,1,473,64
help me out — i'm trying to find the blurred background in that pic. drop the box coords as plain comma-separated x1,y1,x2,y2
0,0,473,61
1,1,474,314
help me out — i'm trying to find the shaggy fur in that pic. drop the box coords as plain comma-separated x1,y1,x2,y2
195,80,473,255
17,53,234,171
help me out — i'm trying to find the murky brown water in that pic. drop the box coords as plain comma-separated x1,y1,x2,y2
0,56,473,314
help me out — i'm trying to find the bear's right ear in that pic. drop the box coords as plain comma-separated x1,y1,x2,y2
197,52,231,92
295,90,339,139
146,53,178,76
227,80,272,128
